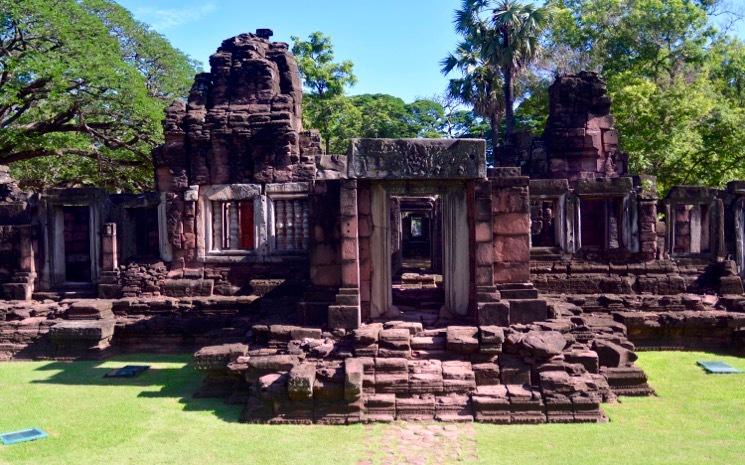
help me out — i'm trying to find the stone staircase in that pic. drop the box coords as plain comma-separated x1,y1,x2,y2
194,309,654,424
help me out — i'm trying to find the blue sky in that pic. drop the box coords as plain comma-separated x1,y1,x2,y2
118,0,745,103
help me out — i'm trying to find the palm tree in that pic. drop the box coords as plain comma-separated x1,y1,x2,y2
449,0,548,146
491,1,547,141
441,39,504,159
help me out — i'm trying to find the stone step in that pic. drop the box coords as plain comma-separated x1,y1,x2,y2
507,299,549,325
499,288,539,299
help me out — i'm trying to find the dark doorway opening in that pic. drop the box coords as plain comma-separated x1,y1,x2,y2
63,206,91,282
391,196,443,325
131,207,160,258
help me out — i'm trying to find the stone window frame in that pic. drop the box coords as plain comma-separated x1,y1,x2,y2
38,191,105,289
529,194,567,251
665,200,716,257
266,182,311,255
576,194,634,252
196,184,268,262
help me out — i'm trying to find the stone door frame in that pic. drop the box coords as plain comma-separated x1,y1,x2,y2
368,180,471,319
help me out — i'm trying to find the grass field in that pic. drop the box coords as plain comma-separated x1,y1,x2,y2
0,351,743,465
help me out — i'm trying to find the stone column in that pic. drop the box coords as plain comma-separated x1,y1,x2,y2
101,223,118,271
3,225,37,300
638,199,658,260
328,180,361,329
473,180,494,288
442,186,470,316
432,197,443,273
98,222,121,299
370,183,392,318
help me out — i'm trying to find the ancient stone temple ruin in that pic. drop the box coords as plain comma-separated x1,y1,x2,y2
1,31,745,424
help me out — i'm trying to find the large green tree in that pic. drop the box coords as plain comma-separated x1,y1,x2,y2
293,32,452,153
291,32,357,153
441,37,505,156
0,0,198,191
542,0,745,191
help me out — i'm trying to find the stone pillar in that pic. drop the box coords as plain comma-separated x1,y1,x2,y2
389,197,402,277
357,183,373,320
328,180,361,330
98,222,121,299
473,180,494,288
432,197,443,274
370,183,393,318
442,187,471,316
638,199,658,260
3,225,37,300
472,180,505,323
101,223,118,271
635,175,658,261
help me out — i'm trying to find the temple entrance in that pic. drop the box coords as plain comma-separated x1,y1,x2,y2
390,196,444,325
62,206,92,283
368,182,470,322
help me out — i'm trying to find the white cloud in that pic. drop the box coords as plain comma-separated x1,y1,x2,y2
137,2,217,31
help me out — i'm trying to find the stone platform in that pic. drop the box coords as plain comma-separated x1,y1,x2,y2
193,309,654,424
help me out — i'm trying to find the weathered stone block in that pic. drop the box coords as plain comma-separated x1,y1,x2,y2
446,326,479,354
288,362,317,401
328,304,360,330
509,299,548,324
348,139,486,180
478,301,510,326
344,358,364,401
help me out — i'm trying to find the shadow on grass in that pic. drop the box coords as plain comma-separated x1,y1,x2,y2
31,354,243,423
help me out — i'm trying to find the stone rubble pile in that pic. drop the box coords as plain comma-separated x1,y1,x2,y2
194,316,652,424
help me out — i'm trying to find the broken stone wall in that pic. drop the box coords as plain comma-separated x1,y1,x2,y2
544,71,627,181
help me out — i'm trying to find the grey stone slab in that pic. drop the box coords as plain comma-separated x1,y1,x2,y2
347,138,486,180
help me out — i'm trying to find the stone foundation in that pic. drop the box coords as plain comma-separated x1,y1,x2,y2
191,305,659,424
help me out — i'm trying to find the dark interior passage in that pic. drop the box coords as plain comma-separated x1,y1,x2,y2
63,206,91,282
390,196,444,325
132,207,160,258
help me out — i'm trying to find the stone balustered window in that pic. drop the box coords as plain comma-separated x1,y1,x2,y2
197,185,267,261
272,198,309,252
673,204,710,254
211,200,255,251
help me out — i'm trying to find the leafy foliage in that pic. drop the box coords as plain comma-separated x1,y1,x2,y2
293,32,462,154
445,0,549,152
0,0,198,191
542,0,745,191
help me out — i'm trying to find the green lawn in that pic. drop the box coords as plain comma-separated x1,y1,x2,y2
0,351,744,465
476,351,745,465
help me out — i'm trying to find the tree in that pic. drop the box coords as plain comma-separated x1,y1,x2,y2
542,0,745,191
301,94,362,154
405,99,447,138
0,0,199,191
490,0,549,141
450,0,549,145
293,33,449,152
441,37,505,157
350,94,418,139
291,32,357,153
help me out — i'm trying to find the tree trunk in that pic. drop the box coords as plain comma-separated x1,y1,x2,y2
503,65,514,145
489,112,500,166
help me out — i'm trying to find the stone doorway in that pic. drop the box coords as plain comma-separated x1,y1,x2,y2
391,195,444,326
369,182,470,322
61,206,93,283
